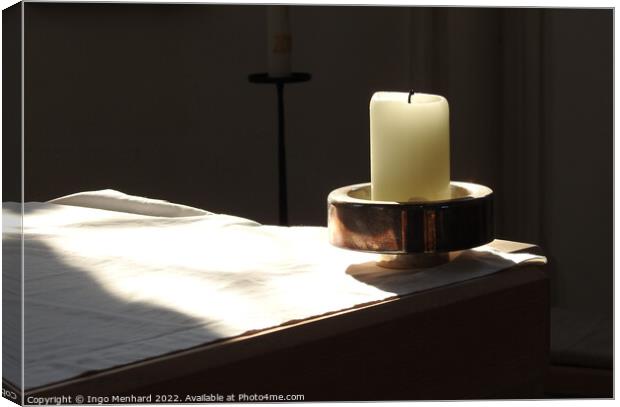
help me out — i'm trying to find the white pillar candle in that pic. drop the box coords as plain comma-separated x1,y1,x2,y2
370,91,450,202
267,6,292,78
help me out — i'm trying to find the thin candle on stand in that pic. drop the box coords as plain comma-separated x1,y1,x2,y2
267,6,292,78
370,91,451,202
249,7,310,225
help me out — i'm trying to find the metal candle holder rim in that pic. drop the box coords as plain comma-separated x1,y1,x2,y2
327,181,494,254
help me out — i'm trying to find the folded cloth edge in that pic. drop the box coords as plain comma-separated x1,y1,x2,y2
48,189,210,218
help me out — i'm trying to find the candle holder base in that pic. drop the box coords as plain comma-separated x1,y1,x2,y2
327,182,494,261
377,252,452,269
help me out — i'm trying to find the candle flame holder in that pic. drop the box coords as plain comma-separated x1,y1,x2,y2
327,182,494,269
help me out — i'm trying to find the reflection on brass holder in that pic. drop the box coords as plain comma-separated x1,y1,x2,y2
327,182,494,269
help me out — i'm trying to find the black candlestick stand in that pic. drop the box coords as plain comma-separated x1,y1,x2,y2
248,72,311,226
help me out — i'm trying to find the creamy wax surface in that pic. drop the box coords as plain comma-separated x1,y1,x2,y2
370,92,451,202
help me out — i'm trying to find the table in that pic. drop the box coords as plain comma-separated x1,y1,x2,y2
24,240,548,402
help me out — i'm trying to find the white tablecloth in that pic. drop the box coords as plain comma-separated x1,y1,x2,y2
2,190,546,390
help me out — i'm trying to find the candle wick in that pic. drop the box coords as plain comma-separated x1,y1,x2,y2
408,90,414,104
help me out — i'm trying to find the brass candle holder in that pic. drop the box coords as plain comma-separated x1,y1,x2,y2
327,182,494,269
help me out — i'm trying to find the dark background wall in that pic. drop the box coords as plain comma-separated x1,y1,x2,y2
18,4,612,317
